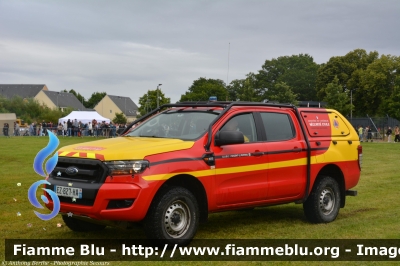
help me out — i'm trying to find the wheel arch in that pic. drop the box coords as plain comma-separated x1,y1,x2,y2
151,174,208,223
315,164,346,208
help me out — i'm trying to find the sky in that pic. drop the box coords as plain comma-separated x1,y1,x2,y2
0,0,399,105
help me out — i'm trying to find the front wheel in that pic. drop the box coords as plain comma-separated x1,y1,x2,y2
144,187,199,246
303,176,341,223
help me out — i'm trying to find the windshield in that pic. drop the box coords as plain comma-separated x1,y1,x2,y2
126,110,219,140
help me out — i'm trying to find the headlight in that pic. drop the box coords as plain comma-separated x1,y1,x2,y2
104,160,149,175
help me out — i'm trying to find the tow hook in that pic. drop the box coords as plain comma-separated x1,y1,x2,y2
346,190,357,196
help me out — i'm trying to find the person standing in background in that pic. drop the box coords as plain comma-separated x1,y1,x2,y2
386,127,393,142
15,122,20,136
363,126,369,142
73,119,79,137
3,123,9,137
394,126,400,143
29,123,34,136
63,121,67,136
57,123,63,136
38,122,43,137
67,119,72,136
358,125,363,142
41,120,47,136
367,126,373,142
94,122,99,137
88,122,93,136
33,122,37,136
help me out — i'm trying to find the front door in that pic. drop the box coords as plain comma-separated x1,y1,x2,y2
212,113,269,206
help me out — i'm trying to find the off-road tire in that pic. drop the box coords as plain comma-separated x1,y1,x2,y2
144,186,199,246
303,176,341,223
62,215,106,231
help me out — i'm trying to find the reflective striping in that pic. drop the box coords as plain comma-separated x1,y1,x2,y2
86,153,97,159
214,157,308,174
143,169,215,181
142,154,356,182
143,157,309,181
58,151,105,161
148,148,326,168
95,154,105,161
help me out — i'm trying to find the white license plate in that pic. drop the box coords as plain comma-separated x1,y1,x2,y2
55,185,82,198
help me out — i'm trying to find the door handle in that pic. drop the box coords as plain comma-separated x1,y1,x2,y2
253,150,264,157
293,147,302,152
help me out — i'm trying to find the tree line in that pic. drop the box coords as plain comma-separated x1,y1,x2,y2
175,49,400,120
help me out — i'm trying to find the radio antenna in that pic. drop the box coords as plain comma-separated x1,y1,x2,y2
227,42,230,85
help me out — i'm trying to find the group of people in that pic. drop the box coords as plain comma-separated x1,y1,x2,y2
2,122,25,137
29,120,55,136
2,119,127,138
58,119,127,138
357,125,373,142
385,126,400,143
357,125,400,142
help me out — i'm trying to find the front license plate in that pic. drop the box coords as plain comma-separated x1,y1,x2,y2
55,185,82,198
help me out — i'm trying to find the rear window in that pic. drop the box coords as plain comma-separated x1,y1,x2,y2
260,112,295,141
301,111,350,137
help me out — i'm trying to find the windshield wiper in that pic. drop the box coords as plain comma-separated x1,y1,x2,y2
139,134,163,138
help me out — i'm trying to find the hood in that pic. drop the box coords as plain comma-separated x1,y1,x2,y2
57,137,195,161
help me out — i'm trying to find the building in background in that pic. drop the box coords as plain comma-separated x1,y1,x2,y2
0,84,139,121
0,84,85,111
0,84,48,99
94,95,139,122
35,90,86,111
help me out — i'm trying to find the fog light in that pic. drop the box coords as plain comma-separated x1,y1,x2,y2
106,199,135,209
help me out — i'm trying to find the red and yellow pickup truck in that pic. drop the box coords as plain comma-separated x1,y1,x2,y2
45,101,362,245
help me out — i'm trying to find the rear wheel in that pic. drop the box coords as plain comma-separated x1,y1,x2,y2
144,187,199,246
303,176,341,223
62,215,106,231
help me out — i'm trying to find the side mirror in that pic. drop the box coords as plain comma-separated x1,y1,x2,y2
215,131,245,146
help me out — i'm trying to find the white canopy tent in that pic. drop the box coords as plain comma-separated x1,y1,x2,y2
58,111,110,125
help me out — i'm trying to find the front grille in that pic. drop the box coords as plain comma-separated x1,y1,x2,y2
50,157,108,183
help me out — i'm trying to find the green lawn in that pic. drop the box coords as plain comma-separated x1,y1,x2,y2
0,136,399,265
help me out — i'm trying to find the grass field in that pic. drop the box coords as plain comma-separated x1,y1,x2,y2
0,136,399,265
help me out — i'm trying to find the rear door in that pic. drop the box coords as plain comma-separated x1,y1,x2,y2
257,111,307,200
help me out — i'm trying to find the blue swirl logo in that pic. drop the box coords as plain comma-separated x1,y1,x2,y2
33,130,59,177
28,130,61,220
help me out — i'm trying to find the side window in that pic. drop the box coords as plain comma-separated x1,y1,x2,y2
220,113,257,142
260,112,295,141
